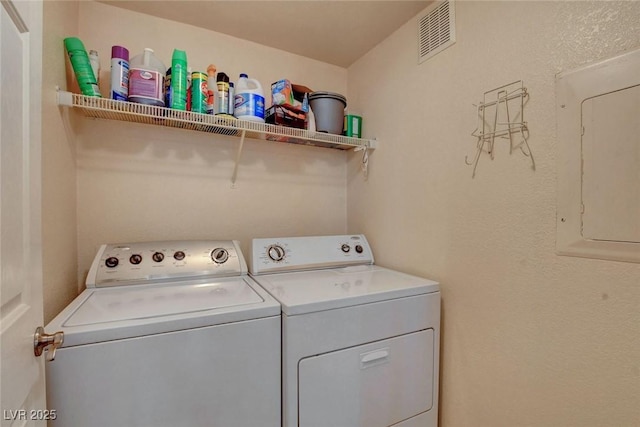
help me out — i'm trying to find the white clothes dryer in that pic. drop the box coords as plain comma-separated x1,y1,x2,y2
250,235,441,427
45,240,280,427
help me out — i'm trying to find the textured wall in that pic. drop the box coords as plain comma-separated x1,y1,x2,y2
347,1,640,426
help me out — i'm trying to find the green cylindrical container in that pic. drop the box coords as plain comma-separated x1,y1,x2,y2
344,114,363,138
191,72,208,114
170,49,187,110
64,37,101,97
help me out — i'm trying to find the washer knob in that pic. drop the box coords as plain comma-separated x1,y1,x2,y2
174,251,186,261
267,245,285,262
152,252,165,263
211,248,229,264
355,245,364,254
341,244,351,253
105,256,119,268
129,254,142,265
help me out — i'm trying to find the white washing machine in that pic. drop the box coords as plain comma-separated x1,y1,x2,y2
45,240,281,427
249,235,441,427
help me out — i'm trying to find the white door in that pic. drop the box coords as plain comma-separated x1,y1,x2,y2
0,0,45,425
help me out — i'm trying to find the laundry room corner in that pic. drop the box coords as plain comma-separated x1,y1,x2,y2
41,0,81,323
71,1,352,285
39,0,358,323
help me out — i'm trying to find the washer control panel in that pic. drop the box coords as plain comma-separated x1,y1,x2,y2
250,235,373,275
87,240,247,288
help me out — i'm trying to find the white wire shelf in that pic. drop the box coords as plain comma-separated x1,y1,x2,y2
56,91,377,151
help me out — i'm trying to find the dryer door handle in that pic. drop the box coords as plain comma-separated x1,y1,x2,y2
360,348,389,368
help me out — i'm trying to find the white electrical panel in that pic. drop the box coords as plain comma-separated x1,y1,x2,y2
556,48,640,263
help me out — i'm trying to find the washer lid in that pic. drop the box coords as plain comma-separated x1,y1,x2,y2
47,276,280,347
67,278,263,326
252,265,439,315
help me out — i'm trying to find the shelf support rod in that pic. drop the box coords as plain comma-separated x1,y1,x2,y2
231,129,246,187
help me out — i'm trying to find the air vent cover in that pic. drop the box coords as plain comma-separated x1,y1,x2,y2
418,0,456,63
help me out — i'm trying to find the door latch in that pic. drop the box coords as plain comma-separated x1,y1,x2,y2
34,326,64,362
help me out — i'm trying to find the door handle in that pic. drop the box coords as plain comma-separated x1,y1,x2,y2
360,348,389,368
34,326,64,362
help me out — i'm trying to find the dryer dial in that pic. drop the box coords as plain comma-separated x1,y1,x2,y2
267,245,286,262
211,248,229,264
152,252,165,263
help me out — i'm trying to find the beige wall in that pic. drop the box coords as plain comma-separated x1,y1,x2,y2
347,1,640,426
71,2,349,285
42,0,80,323
41,1,640,424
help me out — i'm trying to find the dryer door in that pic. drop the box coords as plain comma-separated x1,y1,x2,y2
298,329,434,427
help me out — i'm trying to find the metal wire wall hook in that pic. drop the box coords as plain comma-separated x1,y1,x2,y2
466,80,533,177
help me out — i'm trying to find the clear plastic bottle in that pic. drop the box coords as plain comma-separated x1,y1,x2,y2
234,73,265,122
89,50,100,85
128,48,166,107
228,82,235,117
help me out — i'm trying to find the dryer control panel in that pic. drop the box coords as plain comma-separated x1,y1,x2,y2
87,240,248,287
250,235,374,275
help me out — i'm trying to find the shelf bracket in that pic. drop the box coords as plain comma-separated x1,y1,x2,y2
56,86,74,107
231,129,246,188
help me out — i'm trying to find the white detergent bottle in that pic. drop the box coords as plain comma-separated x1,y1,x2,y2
128,48,166,107
234,73,265,122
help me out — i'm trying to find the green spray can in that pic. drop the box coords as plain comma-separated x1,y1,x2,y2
64,37,101,97
170,49,187,110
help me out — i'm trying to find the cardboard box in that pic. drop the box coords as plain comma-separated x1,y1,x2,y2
271,79,294,106
266,105,306,129
271,80,313,112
